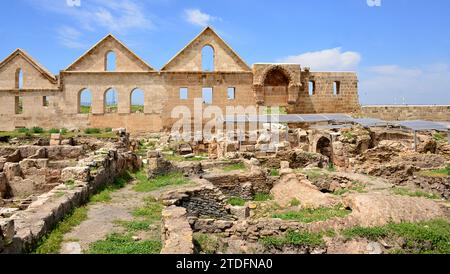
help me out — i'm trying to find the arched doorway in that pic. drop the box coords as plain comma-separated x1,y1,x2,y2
262,67,290,107
316,136,332,160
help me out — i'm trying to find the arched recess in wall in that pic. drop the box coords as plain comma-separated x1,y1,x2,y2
262,67,290,107
78,88,92,114
16,68,23,89
104,88,118,113
316,136,332,160
105,51,117,71
202,45,214,72
130,88,144,113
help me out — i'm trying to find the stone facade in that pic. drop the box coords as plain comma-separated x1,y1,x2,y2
0,27,360,132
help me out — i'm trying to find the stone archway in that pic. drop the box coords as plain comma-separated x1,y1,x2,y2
262,67,290,107
253,65,300,106
316,136,332,160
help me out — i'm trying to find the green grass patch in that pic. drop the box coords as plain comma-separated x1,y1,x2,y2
392,187,440,200
90,172,132,203
433,132,446,142
87,234,162,254
273,206,351,223
131,105,144,113
254,193,273,202
264,106,288,115
132,201,164,221
48,128,60,134
34,207,88,254
116,220,153,232
270,169,280,177
327,163,336,172
418,165,450,177
222,163,247,172
133,172,190,192
298,168,330,181
333,181,367,196
92,197,163,254
228,197,246,206
31,127,44,134
341,131,357,142
84,128,102,134
64,180,76,190
343,226,389,241
289,198,301,207
260,230,325,248
343,219,450,254
80,105,91,114
193,233,224,254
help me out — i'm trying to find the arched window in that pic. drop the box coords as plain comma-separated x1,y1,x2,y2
79,88,92,113
130,88,144,113
104,88,118,113
202,45,214,72
16,68,23,89
106,51,116,71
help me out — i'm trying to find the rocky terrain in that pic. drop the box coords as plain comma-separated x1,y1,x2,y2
1,125,449,254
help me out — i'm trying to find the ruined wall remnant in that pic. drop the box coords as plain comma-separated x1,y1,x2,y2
362,105,450,122
161,206,194,254
0,137,141,253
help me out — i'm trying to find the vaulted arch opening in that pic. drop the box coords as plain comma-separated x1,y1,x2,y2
202,45,214,72
130,88,144,113
78,88,92,114
104,88,118,113
263,67,290,107
105,51,117,71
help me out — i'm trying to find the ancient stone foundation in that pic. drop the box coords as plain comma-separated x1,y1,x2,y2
0,145,140,253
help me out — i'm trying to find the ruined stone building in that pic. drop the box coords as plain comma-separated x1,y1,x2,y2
0,27,360,132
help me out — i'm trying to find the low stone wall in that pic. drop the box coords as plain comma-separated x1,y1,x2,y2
361,105,450,121
160,206,194,254
260,150,330,169
0,147,140,254
203,169,272,199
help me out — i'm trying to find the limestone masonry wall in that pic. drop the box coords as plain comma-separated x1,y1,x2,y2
362,105,450,121
0,27,362,132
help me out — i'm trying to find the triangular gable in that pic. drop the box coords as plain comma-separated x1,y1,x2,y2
65,34,155,72
161,27,251,72
0,49,57,83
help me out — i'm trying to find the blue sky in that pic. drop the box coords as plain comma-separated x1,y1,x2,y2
1,0,449,105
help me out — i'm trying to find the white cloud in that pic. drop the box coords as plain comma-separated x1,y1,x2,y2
24,0,154,48
360,64,450,105
278,48,362,71
57,26,86,49
88,0,154,33
184,9,219,27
